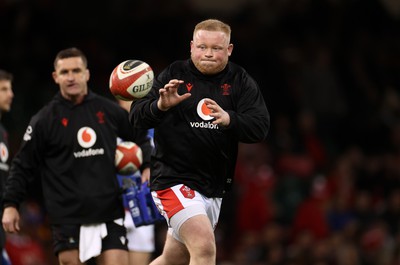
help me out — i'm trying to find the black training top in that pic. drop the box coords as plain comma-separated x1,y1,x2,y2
0,122,10,199
3,90,152,225
130,59,270,197
0,122,10,247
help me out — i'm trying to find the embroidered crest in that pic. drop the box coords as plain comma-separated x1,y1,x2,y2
221,84,231,95
61,118,68,127
180,185,195,199
96,111,105,124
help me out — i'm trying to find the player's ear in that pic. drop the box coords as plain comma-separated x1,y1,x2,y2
190,41,194,52
52,71,59,84
86,69,90,81
228,44,233,56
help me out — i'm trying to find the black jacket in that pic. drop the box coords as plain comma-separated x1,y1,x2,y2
0,122,10,247
130,59,270,197
3,90,152,225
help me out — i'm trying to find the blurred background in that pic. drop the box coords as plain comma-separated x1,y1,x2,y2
2,0,400,264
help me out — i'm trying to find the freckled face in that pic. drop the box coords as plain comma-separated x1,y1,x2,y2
190,30,233,75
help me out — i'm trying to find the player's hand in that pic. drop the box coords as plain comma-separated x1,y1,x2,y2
157,79,191,111
204,98,230,127
141,167,151,185
2,206,20,233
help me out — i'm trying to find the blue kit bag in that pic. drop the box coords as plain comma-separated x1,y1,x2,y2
117,174,165,227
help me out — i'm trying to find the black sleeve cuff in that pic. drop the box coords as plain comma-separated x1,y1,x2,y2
150,101,166,118
3,202,18,209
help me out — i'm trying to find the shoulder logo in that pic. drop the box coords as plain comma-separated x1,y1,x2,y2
77,127,97,148
23,126,33,141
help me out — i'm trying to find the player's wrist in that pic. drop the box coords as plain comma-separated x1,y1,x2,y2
156,100,169,112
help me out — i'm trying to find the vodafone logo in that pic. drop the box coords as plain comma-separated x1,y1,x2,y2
190,98,219,130
77,127,96,148
0,142,8,163
74,127,104,158
0,142,9,171
196,98,213,121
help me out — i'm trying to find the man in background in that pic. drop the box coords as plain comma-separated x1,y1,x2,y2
0,69,14,265
2,48,152,265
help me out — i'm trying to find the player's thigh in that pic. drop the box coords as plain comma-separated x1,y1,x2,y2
161,233,190,265
179,214,215,251
96,249,128,265
128,251,151,265
58,249,82,265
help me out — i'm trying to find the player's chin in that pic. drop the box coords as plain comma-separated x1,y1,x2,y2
3,105,11,112
198,66,221,75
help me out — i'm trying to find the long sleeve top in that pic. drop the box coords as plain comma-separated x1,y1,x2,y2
130,59,270,197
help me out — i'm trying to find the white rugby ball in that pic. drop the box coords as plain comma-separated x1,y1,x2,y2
115,141,143,175
109,60,154,101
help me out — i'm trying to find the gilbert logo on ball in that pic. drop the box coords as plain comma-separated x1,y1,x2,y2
115,141,143,175
109,60,154,101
